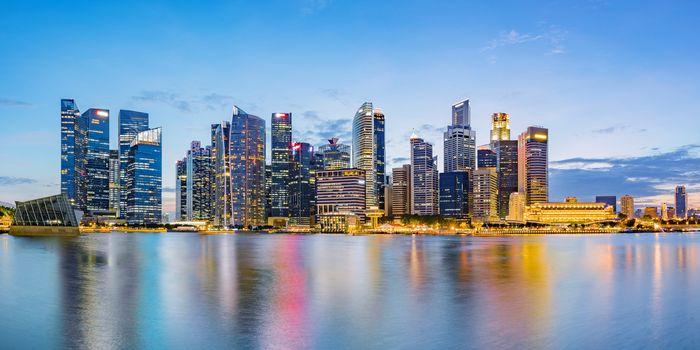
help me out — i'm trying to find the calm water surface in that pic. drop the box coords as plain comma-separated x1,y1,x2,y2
1,232,700,349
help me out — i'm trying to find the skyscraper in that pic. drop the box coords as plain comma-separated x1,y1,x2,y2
444,99,476,173
316,169,367,219
82,108,111,214
595,196,617,213
473,168,498,221
271,112,292,218
410,134,438,216
477,147,497,169
374,108,386,211
318,138,351,170
518,126,549,205
125,128,162,225
507,192,526,221
620,195,634,218
494,140,518,218
118,110,149,218
175,159,188,220
108,150,120,215
288,142,316,225
186,141,213,221
391,164,412,218
60,99,81,207
675,185,688,219
211,122,231,227
352,102,378,209
490,112,510,142
230,106,266,227
439,171,470,218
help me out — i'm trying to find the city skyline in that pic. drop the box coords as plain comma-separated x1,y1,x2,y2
2,1,699,214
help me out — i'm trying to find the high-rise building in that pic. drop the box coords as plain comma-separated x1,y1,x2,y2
271,112,292,218
211,122,231,227
175,159,188,220
125,128,162,225
230,106,266,227
288,142,316,225
494,140,518,219
391,165,412,218
444,98,476,173
316,169,367,219
60,99,81,207
473,168,498,221
518,126,548,205
452,98,470,127
410,134,438,216
595,196,617,213
620,195,634,218
477,146,497,169
374,108,386,211
507,192,526,221
352,102,378,209
490,112,510,142
82,108,111,214
265,164,272,219
318,137,351,170
108,150,120,215
675,185,688,219
186,141,213,221
118,110,149,218
384,178,393,216
439,171,470,219
644,207,658,218
661,202,668,220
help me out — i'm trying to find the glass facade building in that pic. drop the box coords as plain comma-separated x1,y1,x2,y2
494,140,518,219
391,164,412,218
675,186,688,219
288,142,316,225
473,168,498,221
186,141,213,221
477,148,497,169
439,171,470,218
373,108,386,211
352,102,377,209
82,108,111,214
118,110,149,218
125,128,162,225
316,169,367,219
318,138,351,170
230,106,266,227
271,112,292,218
175,159,188,220
518,127,549,205
10,194,79,236
410,134,438,216
108,150,120,214
60,99,81,207
211,122,231,227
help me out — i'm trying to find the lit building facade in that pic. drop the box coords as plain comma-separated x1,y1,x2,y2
477,147,497,169
318,137,351,170
60,99,81,207
374,108,386,211
675,185,688,219
230,106,266,227
490,112,510,142
518,126,549,205
507,192,526,221
494,140,518,219
391,164,412,218
352,102,378,208
316,169,367,219
644,206,658,219
82,108,111,215
10,194,79,236
445,99,476,173
523,198,616,224
620,195,634,218
186,141,213,221
271,112,292,218
595,195,617,213
175,159,188,220
473,168,498,221
288,142,316,225
118,110,149,218
411,134,438,216
439,171,470,219
125,128,162,225
108,150,120,215
211,121,231,227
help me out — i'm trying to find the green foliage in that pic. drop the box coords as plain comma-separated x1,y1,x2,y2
0,206,14,218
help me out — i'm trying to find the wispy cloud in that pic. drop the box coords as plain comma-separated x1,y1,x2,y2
481,30,544,52
481,26,568,56
302,0,332,15
0,176,37,185
202,93,234,111
132,91,191,112
592,124,629,134
391,157,410,165
0,97,31,107
294,110,352,146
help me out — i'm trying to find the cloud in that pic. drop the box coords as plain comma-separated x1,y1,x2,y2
0,176,37,185
591,125,629,134
481,26,568,56
202,93,234,111
481,30,544,52
132,90,192,112
162,186,176,193
391,157,410,165
0,97,31,106
302,0,331,15
294,111,352,146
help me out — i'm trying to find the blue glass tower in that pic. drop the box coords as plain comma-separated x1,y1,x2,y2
439,171,470,218
374,108,386,211
118,110,149,218
60,99,81,207
82,108,110,214
271,112,292,218
288,142,316,225
230,106,266,228
126,128,162,225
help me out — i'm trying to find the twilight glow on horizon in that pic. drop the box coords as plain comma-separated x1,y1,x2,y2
1,0,699,213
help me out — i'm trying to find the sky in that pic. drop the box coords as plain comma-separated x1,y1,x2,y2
1,0,699,214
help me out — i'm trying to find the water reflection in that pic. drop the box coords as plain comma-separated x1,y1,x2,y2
1,233,700,348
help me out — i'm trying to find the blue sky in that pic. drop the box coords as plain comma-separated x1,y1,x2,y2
1,0,699,213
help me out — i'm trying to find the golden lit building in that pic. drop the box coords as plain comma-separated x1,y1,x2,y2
523,197,616,224
620,194,634,218
490,112,510,142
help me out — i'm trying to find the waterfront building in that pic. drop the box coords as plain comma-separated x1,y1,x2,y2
439,171,470,219
108,150,120,215
667,206,676,219
316,169,367,220
318,137,351,170
384,179,393,216
211,121,231,227
523,197,616,224
374,108,386,211
410,134,438,216
271,112,292,218
444,99,476,173
125,128,162,225
643,207,658,219
230,106,266,227
494,140,519,218
10,194,79,236
490,112,510,142
175,159,188,220
473,168,498,221
82,108,111,215
676,185,688,219
288,142,316,226
661,203,668,220
518,126,549,205
118,110,149,218
595,195,617,213
265,164,272,219
186,141,213,221
620,195,634,218
391,164,412,218
60,99,81,207
507,192,526,221
352,102,378,208
319,212,359,233
477,146,497,168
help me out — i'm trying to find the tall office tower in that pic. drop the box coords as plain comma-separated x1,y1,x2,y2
490,112,510,142
384,178,393,216
271,112,292,218
288,142,316,225
82,108,111,214
391,164,412,217
374,108,386,211
477,146,497,168
211,122,231,227
595,196,617,212
494,140,518,218
230,106,266,227
108,150,120,214
507,192,526,221
265,164,272,219
410,134,438,215
185,141,213,221
318,137,351,170
175,159,188,220
352,102,377,208
675,185,688,219
620,195,634,218
316,169,367,219
444,99,476,173
125,128,162,225
518,126,549,205
60,99,81,207
473,168,498,221
118,110,149,218
661,202,668,220
439,172,470,218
